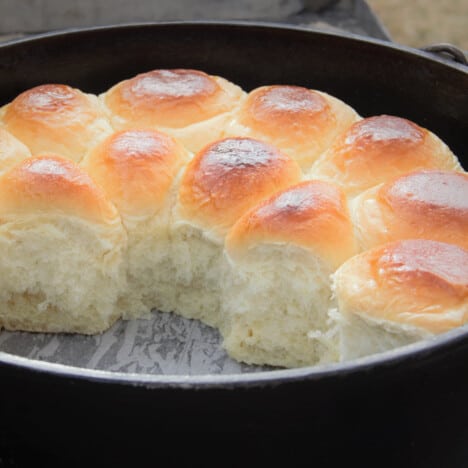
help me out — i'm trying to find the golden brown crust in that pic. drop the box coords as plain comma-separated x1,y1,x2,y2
178,137,302,234
0,155,119,224
334,239,468,333
239,85,332,133
353,170,468,251
103,69,243,129
311,115,462,195
226,180,357,268
8,84,86,117
373,240,468,290
382,170,468,219
228,85,359,169
344,114,424,149
2,84,112,162
81,129,189,217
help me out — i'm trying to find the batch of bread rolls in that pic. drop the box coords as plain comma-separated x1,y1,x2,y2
0,68,466,368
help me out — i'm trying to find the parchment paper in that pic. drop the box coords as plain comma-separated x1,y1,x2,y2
0,310,265,375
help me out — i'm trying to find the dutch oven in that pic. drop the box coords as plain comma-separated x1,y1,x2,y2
0,22,467,467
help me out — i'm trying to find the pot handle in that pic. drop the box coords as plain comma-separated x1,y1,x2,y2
421,43,468,66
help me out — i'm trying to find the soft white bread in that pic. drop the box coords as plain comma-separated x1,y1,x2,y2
171,137,302,327
352,170,468,251
310,115,462,196
223,180,357,367
0,155,127,334
101,69,245,153
225,85,360,170
1,73,466,370
0,128,31,175
333,239,468,360
81,129,190,317
0,84,113,162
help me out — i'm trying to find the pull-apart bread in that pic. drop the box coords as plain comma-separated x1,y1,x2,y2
0,68,466,369
225,85,360,170
0,155,126,334
333,240,468,360
0,84,113,162
351,170,468,251
172,137,301,327
224,180,357,367
101,69,245,153
310,115,462,196
81,129,190,317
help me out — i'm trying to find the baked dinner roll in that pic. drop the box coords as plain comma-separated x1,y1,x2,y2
223,180,357,367
81,129,189,316
0,84,113,162
352,170,468,251
101,69,245,153
172,137,302,327
0,128,31,175
225,85,360,170
310,115,462,196
0,155,127,334
333,239,468,360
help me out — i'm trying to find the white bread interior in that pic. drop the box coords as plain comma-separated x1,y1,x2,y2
168,222,227,328
331,307,430,361
0,156,127,334
221,244,340,367
166,137,302,330
221,180,357,367
80,129,190,319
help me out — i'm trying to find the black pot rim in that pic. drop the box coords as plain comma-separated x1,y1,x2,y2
1,20,466,72
2,324,468,389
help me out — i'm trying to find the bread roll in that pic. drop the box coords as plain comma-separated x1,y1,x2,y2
1,84,113,162
171,137,302,326
225,85,360,170
333,239,468,360
0,128,31,175
352,170,468,251
101,69,245,153
0,155,127,334
81,129,189,316
310,115,462,196
223,180,357,367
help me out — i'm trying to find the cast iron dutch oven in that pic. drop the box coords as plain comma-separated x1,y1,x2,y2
0,23,467,467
